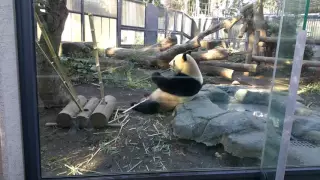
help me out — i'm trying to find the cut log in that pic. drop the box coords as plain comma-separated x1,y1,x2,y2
76,97,100,129
259,37,320,45
200,61,258,73
252,56,320,67
56,95,88,128
191,48,229,61
199,66,270,86
90,95,117,129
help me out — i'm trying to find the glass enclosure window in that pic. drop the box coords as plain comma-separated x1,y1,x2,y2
67,0,81,12
121,0,145,27
85,15,102,42
183,15,192,36
282,1,320,170
158,8,166,30
260,0,314,172
176,13,182,32
121,30,144,45
62,13,82,42
84,0,117,18
30,0,318,178
167,11,175,31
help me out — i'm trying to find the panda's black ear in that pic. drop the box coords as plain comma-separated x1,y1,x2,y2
182,51,192,61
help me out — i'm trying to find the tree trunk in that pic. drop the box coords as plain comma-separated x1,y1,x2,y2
36,0,70,108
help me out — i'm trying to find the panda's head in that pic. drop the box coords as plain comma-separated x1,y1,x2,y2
169,51,203,83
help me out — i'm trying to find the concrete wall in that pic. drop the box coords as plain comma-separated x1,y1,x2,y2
0,0,25,180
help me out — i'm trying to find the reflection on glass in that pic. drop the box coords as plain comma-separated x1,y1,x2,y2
84,0,117,18
167,11,175,31
121,0,145,27
121,30,144,45
285,1,320,169
176,13,182,32
33,0,302,178
261,0,309,171
183,16,192,36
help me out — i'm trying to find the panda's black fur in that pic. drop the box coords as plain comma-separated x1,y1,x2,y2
130,51,203,114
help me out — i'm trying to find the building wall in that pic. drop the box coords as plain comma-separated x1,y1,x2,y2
0,0,25,180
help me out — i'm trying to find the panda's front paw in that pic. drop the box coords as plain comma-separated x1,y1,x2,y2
130,102,137,107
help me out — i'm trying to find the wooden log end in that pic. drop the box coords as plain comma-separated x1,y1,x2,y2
90,95,117,129
56,95,87,128
76,97,100,128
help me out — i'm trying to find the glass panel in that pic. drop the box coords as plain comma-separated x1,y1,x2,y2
176,13,182,32
67,0,81,12
121,30,144,45
284,1,320,170
122,0,145,27
158,8,166,30
32,0,292,178
84,0,117,18
260,0,309,172
85,15,102,44
62,13,82,42
183,15,192,36
167,11,174,31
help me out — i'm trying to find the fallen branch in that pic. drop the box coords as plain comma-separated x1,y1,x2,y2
200,61,258,73
252,56,320,67
105,17,242,67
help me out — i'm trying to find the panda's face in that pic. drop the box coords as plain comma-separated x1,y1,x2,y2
169,54,185,73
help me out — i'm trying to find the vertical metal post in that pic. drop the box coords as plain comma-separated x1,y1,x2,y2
144,3,147,45
81,0,85,41
275,30,307,180
181,13,185,44
173,11,177,32
164,9,168,38
116,0,123,47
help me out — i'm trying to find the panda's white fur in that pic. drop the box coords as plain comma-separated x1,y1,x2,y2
131,51,203,114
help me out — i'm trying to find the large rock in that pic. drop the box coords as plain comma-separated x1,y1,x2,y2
172,95,268,158
198,84,230,103
173,96,227,140
172,84,320,162
292,115,320,144
221,131,264,158
270,94,312,116
234,89,269,105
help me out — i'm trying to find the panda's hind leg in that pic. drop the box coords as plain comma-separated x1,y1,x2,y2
130,99,160,114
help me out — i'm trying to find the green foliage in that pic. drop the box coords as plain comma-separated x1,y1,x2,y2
298,82,320,95
61,57,154,90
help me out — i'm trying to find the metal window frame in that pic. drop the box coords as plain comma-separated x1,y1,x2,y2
14,0,320,180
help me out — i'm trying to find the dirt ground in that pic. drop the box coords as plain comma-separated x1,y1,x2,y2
38,64,320,177
39,84,260,177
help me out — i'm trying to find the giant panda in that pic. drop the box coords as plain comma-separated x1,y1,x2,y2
130,51,203,114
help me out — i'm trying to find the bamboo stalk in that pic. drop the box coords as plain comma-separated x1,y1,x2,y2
88,13,105,101
35,12,84,111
